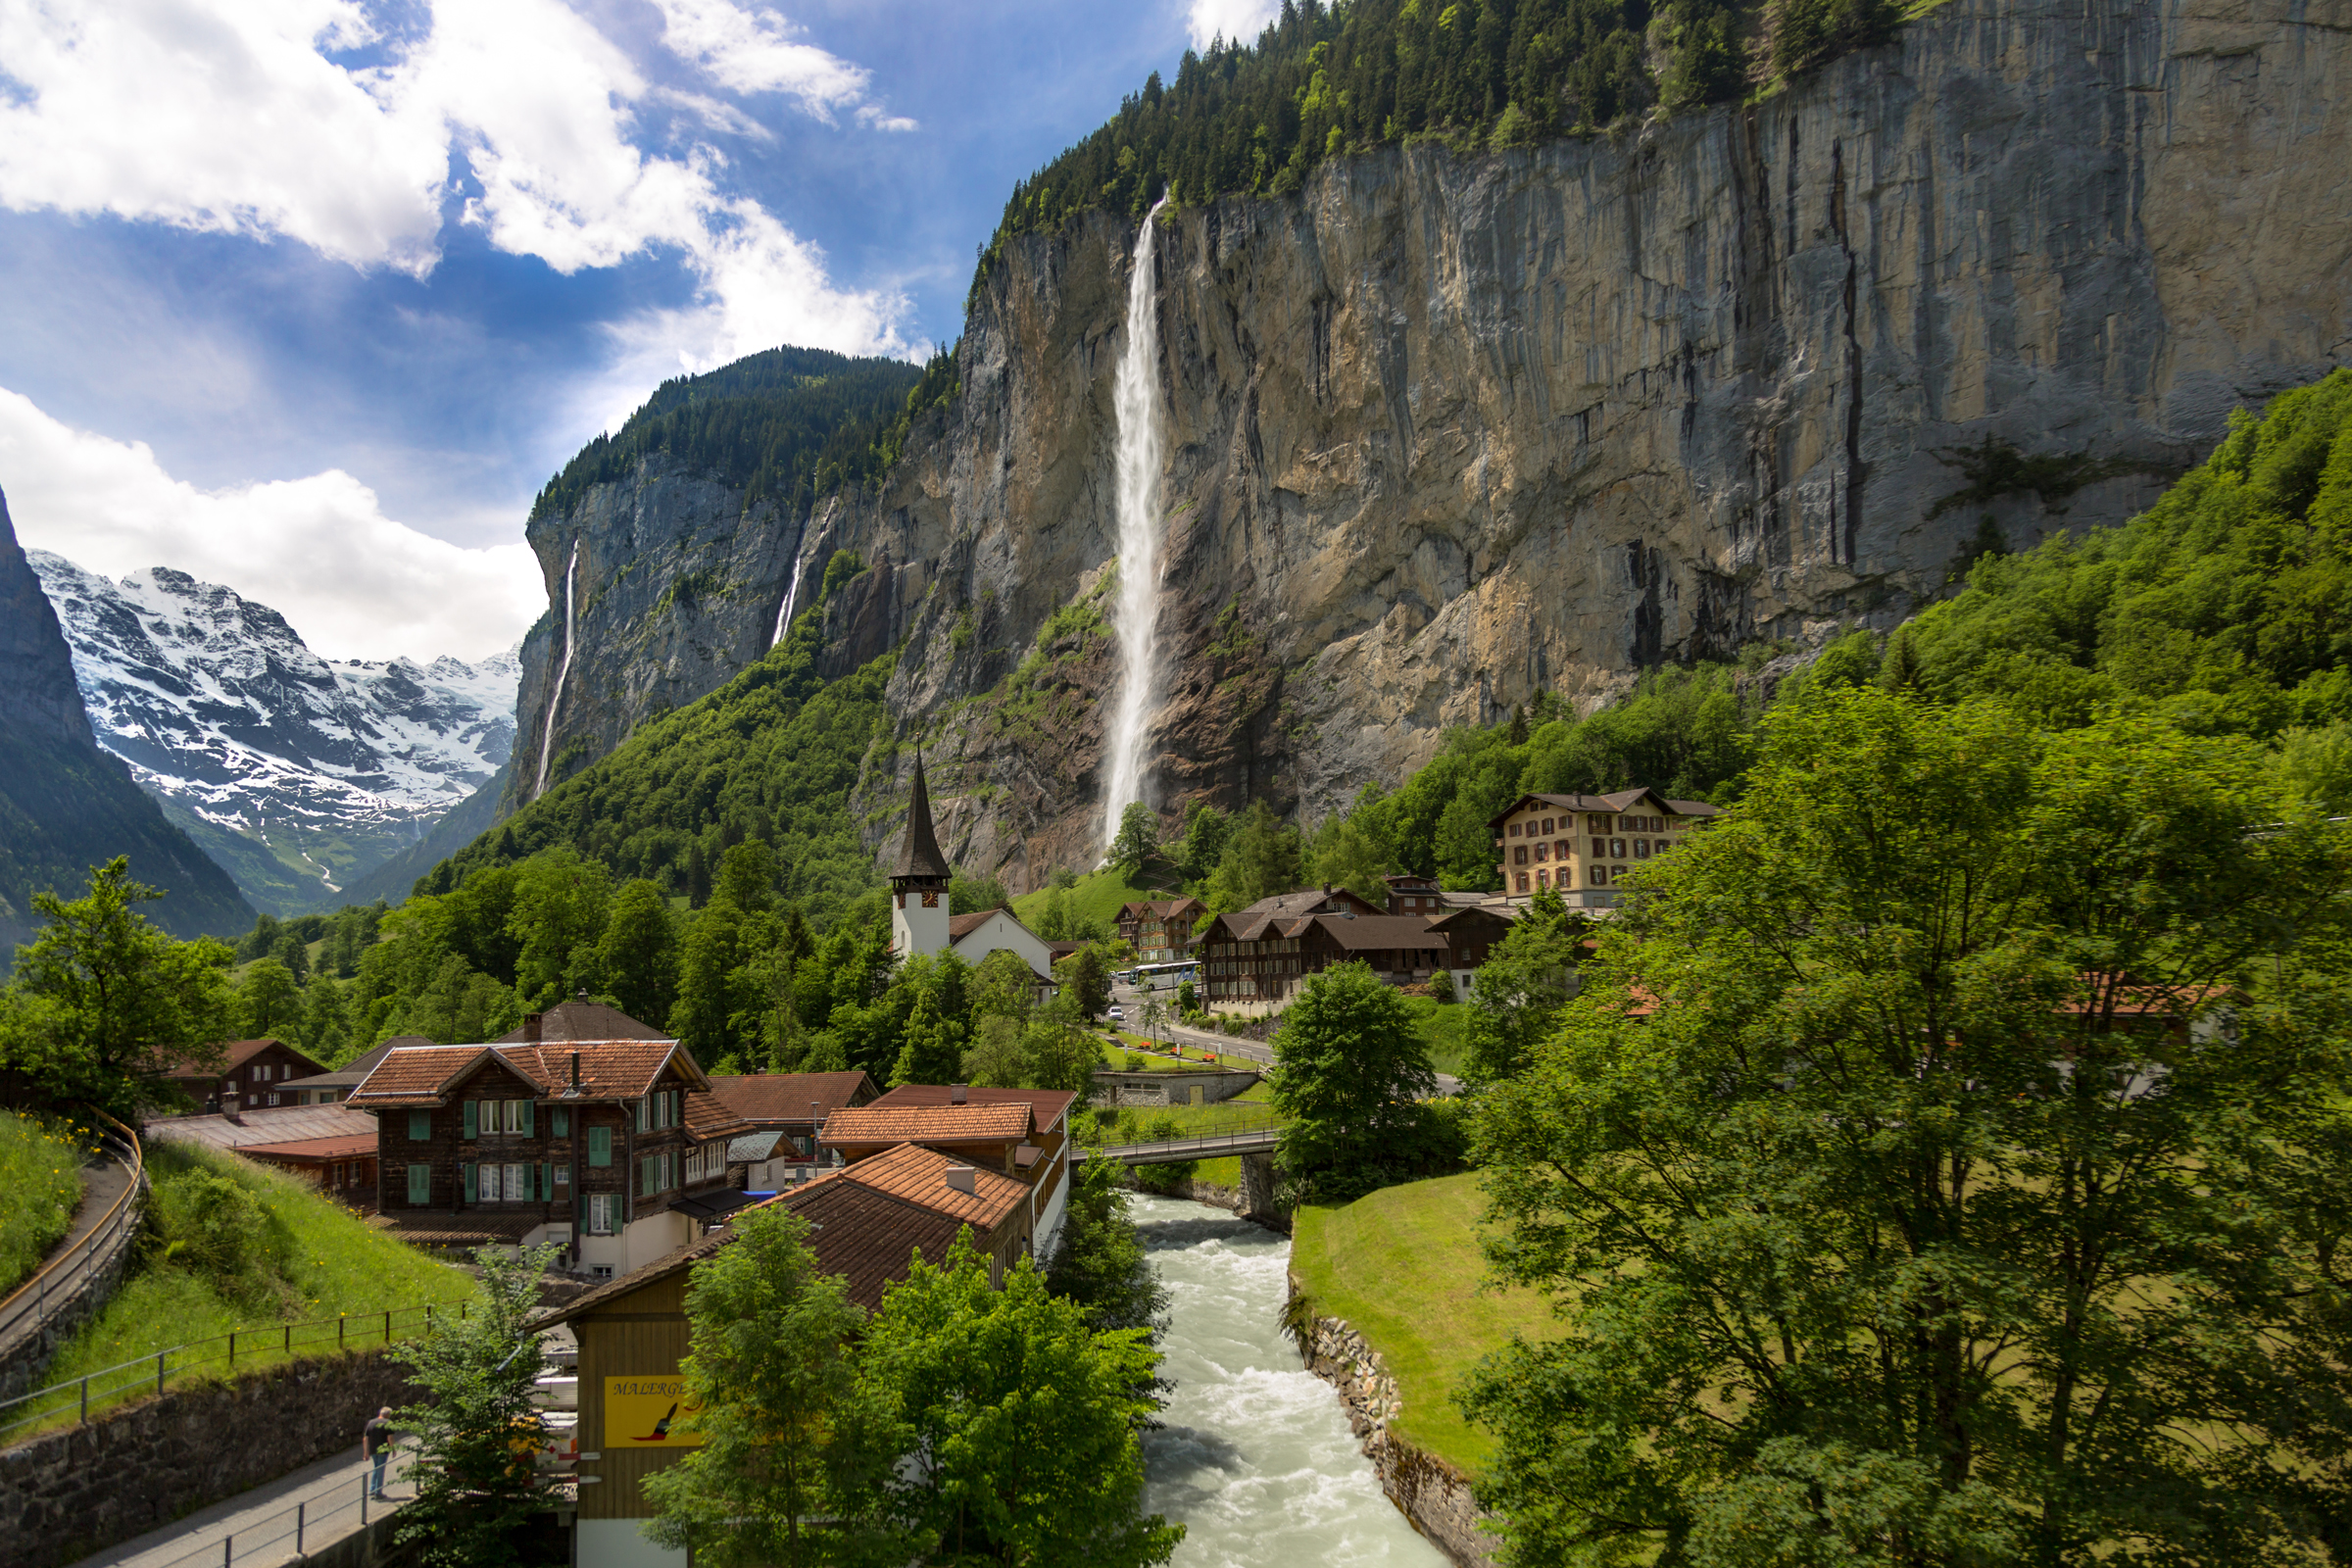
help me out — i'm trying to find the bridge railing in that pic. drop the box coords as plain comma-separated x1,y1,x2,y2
1078,1122,1287,1163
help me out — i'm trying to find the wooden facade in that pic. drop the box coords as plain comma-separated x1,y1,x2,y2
166,1038,331,1113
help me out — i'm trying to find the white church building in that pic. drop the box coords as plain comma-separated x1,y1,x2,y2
890,752,1057,985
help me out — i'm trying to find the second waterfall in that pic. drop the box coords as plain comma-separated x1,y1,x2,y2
1102,196,1170,849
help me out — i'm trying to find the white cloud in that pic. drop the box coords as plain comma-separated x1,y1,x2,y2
0,387,543,663
1188,0,1281,49
0,0,913,351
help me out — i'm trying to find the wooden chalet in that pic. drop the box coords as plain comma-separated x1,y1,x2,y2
163,1038,330,1113
346,1036,751,1277
1198,885,1449,1006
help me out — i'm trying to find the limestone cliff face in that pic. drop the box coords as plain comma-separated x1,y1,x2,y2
513,0,2352,888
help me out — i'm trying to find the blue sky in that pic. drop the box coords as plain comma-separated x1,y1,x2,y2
0,0,1278,662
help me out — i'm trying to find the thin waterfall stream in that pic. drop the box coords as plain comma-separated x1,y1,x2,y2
771,550,805,650
1102,196,1171,847
1135,1196,1448,1568
532,538,579,801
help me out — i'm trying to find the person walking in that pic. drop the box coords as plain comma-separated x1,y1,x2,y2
363,1406,394,1498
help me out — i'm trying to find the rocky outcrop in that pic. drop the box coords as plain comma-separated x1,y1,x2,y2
512,0,2352,886
1290,1286,1500,1568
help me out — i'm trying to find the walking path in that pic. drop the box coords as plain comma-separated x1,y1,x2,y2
62,1440,415,1568
0,1142,137,1367
1110,987,1465,1094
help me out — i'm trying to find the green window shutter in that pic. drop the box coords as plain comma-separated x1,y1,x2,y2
551,1108,567,1138
536,1162,549,1200
407,1164,428,1204
463,1101,477,1139
408,1110,429,1142
588,1127,611,1167
519,1100,534,1137
463,1162,477,1201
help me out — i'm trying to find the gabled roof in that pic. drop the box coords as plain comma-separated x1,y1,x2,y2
709,1070,879,1127
947,906,1049,946
1488,789,1724,831
496,994,669,1044
165,1038,329,1080
345,1045,491,1107
1426,903,1520,933
869,1084,1077,1133
891,750,953,882
348,1039,709,1108
1117,897,1205,920
1239,885,1383,921
808,1140,1030,1231
682,1089,754,1142
822,1102,1032,1148
1309,914,1452,952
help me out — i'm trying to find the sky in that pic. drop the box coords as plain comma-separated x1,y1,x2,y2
0,0,1282,662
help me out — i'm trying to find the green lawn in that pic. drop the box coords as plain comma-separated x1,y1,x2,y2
1400,994,1471,1077
40,1142,471,1398
0,1111,88,1297
1010,864,1183,933
1291,1172,1558,1475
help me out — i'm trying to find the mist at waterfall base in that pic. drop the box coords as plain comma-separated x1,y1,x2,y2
1135,1195,1448,1567
1102,198,1171,851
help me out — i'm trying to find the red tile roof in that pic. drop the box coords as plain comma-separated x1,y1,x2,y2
683,1089,754,1142
346,1046,492,1107
869,1084,1077,1133
804,1141,1030,1232
779,1177,967,1309
498,1040,698,1099
822,1102,1031,1148
710,1071,879,1126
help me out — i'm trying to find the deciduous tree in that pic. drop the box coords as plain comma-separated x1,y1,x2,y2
1270,960,1438,1197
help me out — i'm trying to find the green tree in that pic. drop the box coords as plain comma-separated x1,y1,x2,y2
641,1206,882,1568
1111,801,1158,873
0,858,235,1116
891,984,967,1089
392,1244,560,1568
506,848,612,1008
299,971,352,1063
1045,1154,1170,1338
1460,886,1581,1083
949,871,1011,916
1270,960,1438,1198
234,956,303,1040
597,879,680,1025
1304,799,1396,905
1174,800,1230,884
849,1233,1182,1568
270,928,311,983
1464,688,2352,1568
1054,945,1112,1021
1203,799,1301,912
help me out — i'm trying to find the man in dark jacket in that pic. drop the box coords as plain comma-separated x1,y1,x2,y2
363,1406,394,1498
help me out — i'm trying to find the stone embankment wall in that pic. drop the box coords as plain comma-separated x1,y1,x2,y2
1090,1067,1261,1107
0,1349,421,1568
1289,1284,1499,1568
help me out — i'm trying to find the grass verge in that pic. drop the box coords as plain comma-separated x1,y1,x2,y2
1399,995,1471,1077
40,1141,471,1393
1010,865,1178,932
1291,1172,1557,1475
0,1111,88,1297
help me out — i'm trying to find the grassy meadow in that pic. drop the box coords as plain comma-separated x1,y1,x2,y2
0,1111,88,1297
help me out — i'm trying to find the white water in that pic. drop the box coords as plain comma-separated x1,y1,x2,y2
1102,197,1171,849
1135,1196,1447,1568
532,539,579,800
771,549,805,650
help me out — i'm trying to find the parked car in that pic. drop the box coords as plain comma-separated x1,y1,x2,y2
1107,1005,1125,1021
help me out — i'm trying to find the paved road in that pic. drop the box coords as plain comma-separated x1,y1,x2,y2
1106,983,1465,1094
64,1440,415,1568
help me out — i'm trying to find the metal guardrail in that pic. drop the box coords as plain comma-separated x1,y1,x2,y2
0,1298,467,1445
143,1452,413,1568
0,1109,145,1357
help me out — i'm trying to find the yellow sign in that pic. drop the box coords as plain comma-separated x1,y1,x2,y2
604,1376,705,1448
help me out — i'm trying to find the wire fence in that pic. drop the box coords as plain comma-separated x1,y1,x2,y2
0,1110,145,1355
142,1448,416,1568
0,1299,468,1445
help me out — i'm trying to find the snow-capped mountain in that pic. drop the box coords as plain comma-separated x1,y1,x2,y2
28,552,518,913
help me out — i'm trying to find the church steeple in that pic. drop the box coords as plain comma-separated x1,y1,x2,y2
889,747,952,958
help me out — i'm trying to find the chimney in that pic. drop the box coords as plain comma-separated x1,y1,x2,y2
950,1083,967,1104
944,1166,976,1195
567,1052,580,1090
522,1013,544,1044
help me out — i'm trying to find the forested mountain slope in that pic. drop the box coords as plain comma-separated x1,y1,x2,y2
0,491,252,954
505,0,2352,894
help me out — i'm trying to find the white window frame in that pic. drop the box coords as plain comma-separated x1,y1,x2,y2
588,1194,617,1234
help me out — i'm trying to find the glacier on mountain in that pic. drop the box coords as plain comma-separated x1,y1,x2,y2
27,551,517,913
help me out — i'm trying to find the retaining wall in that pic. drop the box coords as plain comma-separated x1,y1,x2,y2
1287,1283,1501,1568
1089,1068,1260,1107
0,1349,422,1568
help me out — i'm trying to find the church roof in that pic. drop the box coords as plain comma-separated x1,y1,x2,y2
892,750,954,882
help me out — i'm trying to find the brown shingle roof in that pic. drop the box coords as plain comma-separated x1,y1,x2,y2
368,1212,546,1247
780,1177,967,1309
822,1102,1031,1147
165,1038,328,1080
1311,914,1452,952
869,1084,1077,1133
495,996,669,1043
710,1071,879,1126
682,1089,753,1142
891,751,952,881
498,1040,697,1099
236,1134,378,1162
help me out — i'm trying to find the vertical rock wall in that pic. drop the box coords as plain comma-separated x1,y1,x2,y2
511,0,2352,885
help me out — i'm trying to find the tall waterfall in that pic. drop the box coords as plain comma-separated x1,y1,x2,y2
770,551,804,650
1102,196,1170,848
532,539,579,800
